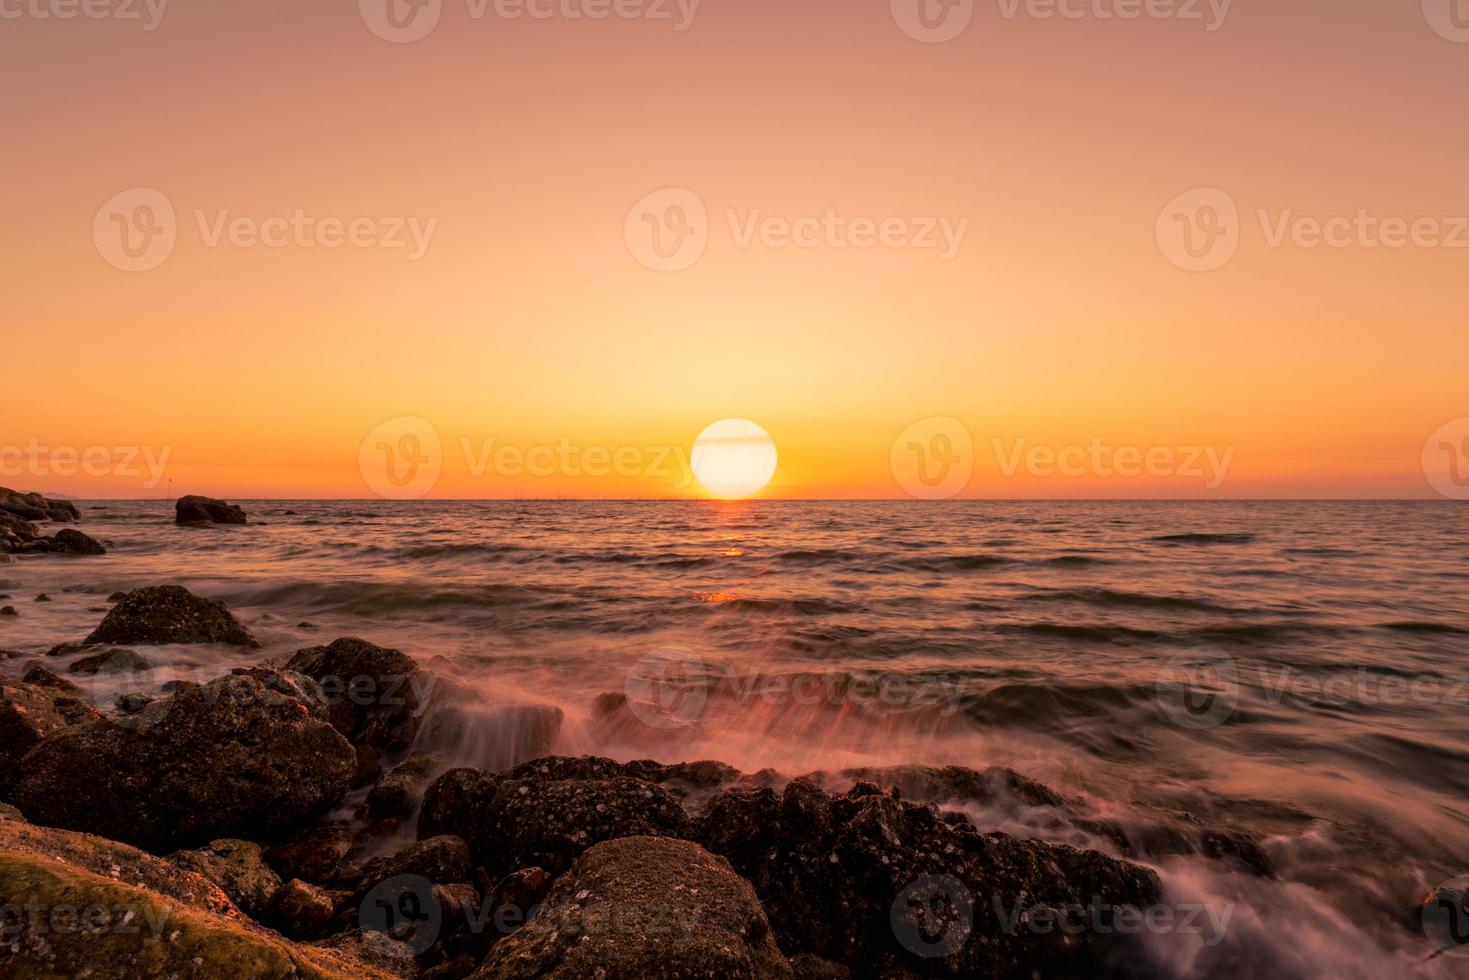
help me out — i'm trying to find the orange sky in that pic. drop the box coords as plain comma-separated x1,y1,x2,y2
3,1,1466,499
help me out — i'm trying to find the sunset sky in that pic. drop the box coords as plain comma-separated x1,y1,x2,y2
3,0,1466,499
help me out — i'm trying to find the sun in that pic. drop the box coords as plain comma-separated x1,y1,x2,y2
691,419,778,499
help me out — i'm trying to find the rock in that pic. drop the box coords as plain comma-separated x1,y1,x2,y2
317,929,419,979
107,591,126,601
286,636,426,752
357,836,472,899
117,692,155,714
696,781,1162,978
0,678,71,777
0,606,15,616
0,486,79,523
474,836,793,979
18,661,105,726
0,821,406,979
271,878,337,939
9,669,356,852
834,764,1072,810
265,824,357,886
366,752,441,820
423,953,481,980
47,527,107,555
68,647,153,675
168,839,283,919
0,804,24,822
83,584,259,647
33,593,49,602
419,760,695,878
176,494,249,525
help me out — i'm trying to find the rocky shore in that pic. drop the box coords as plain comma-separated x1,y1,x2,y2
0,490,1298,978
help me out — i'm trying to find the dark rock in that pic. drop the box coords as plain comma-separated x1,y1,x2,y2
117,692,155,714
0,677,73,777
286,636,426,752
0,606,14,616
19,662,102,725
474,836,793,979
265,824,357,886
0,486,79,523
49,527,107,555
423,953,480,980
357,835,472,898
176,494,248,525
271,878,337,939
107,591,126,601
419,761,695,878
69,647,153,675
317,929,418,979
168,838,282,919
836,763,1073,810
696,781,1162,978
10,669,355,852
366,752,440,820
83,585,258,647
0,804,23,822
34,593,50,602
299,620,317,628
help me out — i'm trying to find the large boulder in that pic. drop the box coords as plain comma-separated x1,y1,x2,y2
45,527,107,555
177,494,249,525
83,585,259,647
0,820,408,979
419,758,695,878
286,637,427,752
0,486,79,523
0,673,101,779
8,669,356,852
696,779,1163,978
474,836,793,979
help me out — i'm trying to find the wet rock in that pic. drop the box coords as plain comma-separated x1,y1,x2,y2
168,838,282,919
83,584,259,647
465,867,551,954
835,763,1073,810
107,591,126,601
264,824,357,886
420,761,695,878
34,593,50,602
271,878,337,939
474,836,793,979
0,486,79,523
176,494,249,525
317,929,419,979
117,692,155,714
10,669,355,852
0,678,71,777
16,662,102,726
697,781,1162,978
68,647,153,675
366,752,441,820
0,804,23,822
47,527,107,555
0,821,407,978
357,835,472,898
423,953,480,980
286,636,426,752
0,606,15,616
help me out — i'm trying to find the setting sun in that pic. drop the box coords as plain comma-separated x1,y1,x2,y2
690,419,778,498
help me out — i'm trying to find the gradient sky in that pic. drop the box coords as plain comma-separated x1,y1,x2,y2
3,0,1466,499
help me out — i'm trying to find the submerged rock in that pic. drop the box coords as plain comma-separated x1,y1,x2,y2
44,527,107,555
83,584,259,647
168,838,282,920
697,779,1163,978
68,647,153,675
176,494,249,525
474,836,793,979
9,669,355,852
419,761,694,878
